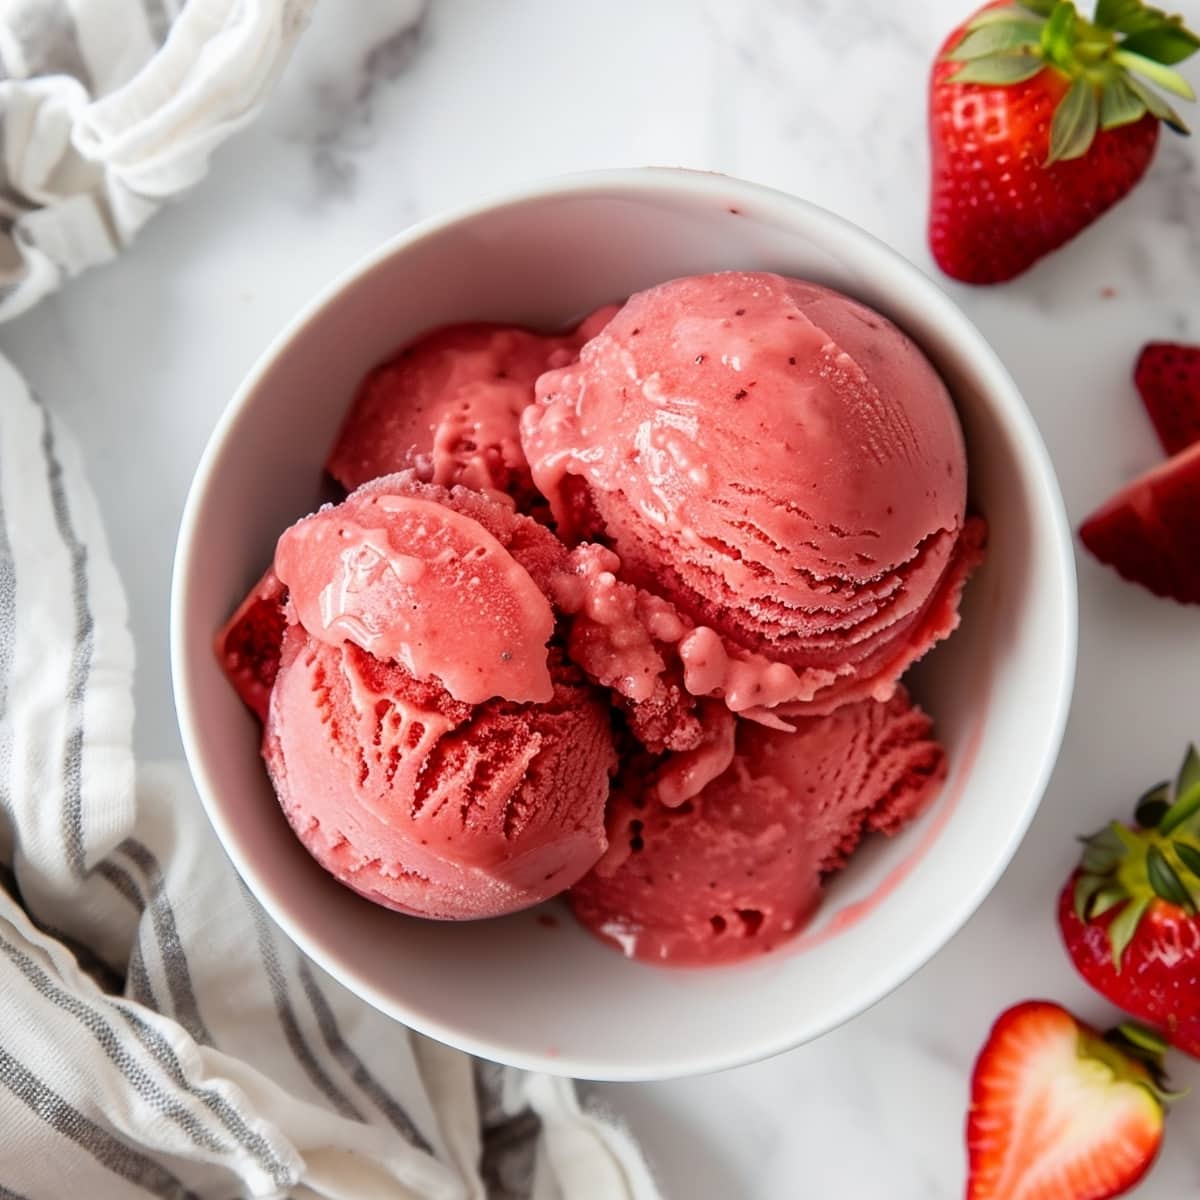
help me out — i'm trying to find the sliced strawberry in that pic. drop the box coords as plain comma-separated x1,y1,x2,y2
1079,439,1200,604
967,1001,1168,1200
214,567,287,721
1135,342,1200,455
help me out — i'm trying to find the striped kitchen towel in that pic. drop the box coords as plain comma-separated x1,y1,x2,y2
0,354,661,1197
0,0,319,320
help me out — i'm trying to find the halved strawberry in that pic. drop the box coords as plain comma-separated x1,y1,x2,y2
214,567,288,721
1079,439,1200,603
967,1001,1171,1200
1135,341,1200,455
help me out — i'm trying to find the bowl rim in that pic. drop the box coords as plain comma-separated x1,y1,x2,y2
170,166,1078,1080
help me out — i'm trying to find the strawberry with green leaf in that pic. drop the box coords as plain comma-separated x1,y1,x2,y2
1060,744,1200,1056
967,1001,1174,1199
929,0,1200,283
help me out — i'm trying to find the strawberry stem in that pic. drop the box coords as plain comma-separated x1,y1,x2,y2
1103,1022,1183,1102
1077,742,1200,969
943,0,1200,159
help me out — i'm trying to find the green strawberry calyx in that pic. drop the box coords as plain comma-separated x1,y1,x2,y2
944,0,1200,162
1074,743,1200,969
1089,1021,1182,1105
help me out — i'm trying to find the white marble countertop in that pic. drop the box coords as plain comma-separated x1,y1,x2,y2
4,0,1199,1195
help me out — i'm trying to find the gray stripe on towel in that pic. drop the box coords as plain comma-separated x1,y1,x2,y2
1,872,123,994
39,406,93,878
35,855,292,1186
116,840,214,1047
242,886,364,1122
476,1059,541,1200
0,931,228,1158
0,1043,198,1199
115,1006,294,1189
125,937,156,1008
297,957,432,1151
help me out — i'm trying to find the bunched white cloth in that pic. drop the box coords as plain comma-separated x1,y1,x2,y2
0,1,661,1196
0,0,315,318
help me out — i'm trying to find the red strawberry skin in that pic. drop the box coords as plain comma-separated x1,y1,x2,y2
1059,873,1200,1058
929,18,1159,285
967,1000,1163,1200
1136,342,1200,456
1079,439,1200,604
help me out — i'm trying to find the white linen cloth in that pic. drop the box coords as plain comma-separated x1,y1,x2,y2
0,2,661,1196
0,0,316,319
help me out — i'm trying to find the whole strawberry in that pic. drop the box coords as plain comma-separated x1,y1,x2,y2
929,0,1199,283
1061,744,1200,1055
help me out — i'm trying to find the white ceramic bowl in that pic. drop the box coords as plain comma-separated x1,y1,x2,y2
171,168,1076,1081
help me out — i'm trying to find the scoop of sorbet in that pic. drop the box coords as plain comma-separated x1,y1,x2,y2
569,688,947,964
262,474,617,919
327,308,617,505
522,270,985,720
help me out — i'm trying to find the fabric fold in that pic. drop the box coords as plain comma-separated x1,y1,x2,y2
0,0,315,319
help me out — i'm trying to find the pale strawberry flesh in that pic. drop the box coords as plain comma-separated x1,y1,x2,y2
1079,440,1200,605
1135,342,1200,456
967,1001,1163,1200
